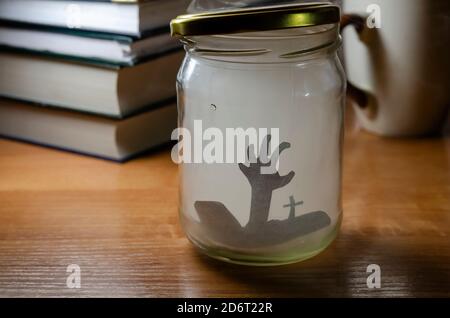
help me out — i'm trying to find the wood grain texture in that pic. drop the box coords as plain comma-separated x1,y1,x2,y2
0,112,449,298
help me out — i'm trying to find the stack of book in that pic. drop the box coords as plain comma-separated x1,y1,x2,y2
0,0,190,161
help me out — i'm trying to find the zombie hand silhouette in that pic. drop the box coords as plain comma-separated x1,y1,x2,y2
238,135,295,189
238,135,295,230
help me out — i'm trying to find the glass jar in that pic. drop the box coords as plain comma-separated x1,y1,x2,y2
171,4,346,265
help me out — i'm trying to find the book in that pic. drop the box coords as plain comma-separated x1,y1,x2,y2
0,0,190,37
0,98,177,162
0,49,184,118
0,24,180,65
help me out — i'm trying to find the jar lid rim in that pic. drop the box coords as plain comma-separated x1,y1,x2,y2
170,3,340,38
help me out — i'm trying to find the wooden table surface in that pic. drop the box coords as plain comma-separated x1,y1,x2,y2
0,114,449,298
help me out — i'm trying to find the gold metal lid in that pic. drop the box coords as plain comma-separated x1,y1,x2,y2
170,3,340,37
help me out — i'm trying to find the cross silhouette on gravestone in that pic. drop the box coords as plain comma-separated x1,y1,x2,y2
283,195,303,219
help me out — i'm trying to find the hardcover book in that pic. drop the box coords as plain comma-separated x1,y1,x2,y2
0,23,181,65
0,0,191,36
0,98,177,162
0,49,184,117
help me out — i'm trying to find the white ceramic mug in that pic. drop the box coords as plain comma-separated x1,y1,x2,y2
342,0,450,136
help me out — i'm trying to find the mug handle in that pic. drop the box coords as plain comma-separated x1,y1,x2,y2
340,14,369,109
